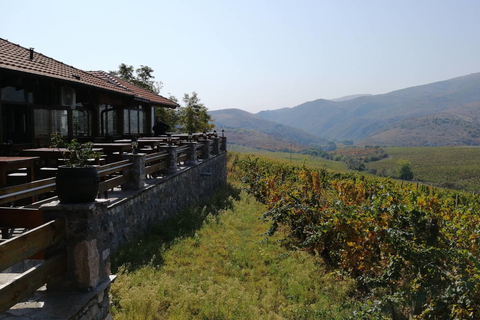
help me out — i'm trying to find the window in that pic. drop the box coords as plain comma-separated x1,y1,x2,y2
73,109,91,137
34,109,68,138
123,106,145,135
1,86,25,103
100,104,119,136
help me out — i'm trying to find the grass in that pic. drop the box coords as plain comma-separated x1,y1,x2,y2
367,146,480,191
110,160,355,319
110,147,480,318
232,145,480,192
229,144,348,172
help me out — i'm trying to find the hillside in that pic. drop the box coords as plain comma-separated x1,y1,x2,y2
256,72,480,147
210,108,335,151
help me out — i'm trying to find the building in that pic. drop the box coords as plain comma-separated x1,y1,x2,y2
0,38,177,153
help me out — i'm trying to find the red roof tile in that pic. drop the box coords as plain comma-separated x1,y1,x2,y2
90,71,178,108
0,38,130,95
0,38,178,108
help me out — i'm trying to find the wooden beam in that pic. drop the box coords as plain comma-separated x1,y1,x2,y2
98,175,128,193
97,160,131,177
0,252,67,314
0,208,43,229
0,219,66,271
0,178,56,206
145,162,167,175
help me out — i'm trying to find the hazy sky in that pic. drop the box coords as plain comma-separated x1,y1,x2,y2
2,0,480,113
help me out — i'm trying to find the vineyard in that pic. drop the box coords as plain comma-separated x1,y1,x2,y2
234,154,480,319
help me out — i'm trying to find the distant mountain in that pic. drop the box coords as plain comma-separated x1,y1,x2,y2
256,72,480,147
210,108,334,151
332,94,372,102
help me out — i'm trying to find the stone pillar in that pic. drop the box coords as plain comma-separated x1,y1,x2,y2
160,145,178,174
186,141,198,165
221,137,227,152
212,137,220,155
41,201,111,291
202,139,211,160
122,153,146,190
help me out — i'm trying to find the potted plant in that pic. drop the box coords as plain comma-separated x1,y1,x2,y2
51,133,102,204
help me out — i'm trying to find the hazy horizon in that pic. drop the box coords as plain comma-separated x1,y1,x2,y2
2,0,480,113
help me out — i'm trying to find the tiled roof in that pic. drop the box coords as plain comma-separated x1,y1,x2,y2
0,38,131,95
0,38,178,108
90,71,178,108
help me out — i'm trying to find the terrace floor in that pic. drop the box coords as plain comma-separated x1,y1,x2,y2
0,276,115,320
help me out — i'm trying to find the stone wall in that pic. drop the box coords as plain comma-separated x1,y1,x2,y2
107,153,227,253
1,153,227,319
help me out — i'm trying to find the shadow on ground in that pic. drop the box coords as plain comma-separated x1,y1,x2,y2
110,182,241,273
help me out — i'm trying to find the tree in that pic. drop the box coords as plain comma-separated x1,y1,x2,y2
111,63,213,133
112,63,134,81
109,64,162,94
397,159,414,180
158,92,214,133
345,157,366,171
155,102,179,131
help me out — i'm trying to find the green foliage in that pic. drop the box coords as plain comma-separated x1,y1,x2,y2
110,171,355,319
345,157,366,171
235,155,480,319
229,145,349,172
397,159,414,180
299,147,330,158
159,91,214,133
50,133,101,167
179,91,214,133
154,105,179,131
367,147,480,191
110,63,162,94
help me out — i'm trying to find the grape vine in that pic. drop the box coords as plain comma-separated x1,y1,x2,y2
236,155,480,319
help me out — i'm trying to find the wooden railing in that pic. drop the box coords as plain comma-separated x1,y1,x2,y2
98,160,132,197
177,145,189,163
0,137,226,313
0,208,67,313
145,151,168,176
0,139,225,208
0,177,56,207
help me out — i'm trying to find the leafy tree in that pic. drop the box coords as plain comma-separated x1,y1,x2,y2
113,63,134,81
397,159,414,180
345,157,366,171
109,64,162,94
164,92,214,133
155,104,179,131
111,63,213,133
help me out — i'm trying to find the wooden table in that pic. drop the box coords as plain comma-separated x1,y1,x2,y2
0,156,39,188
93,143,132,154
21,147,104,166
114,139,168,150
